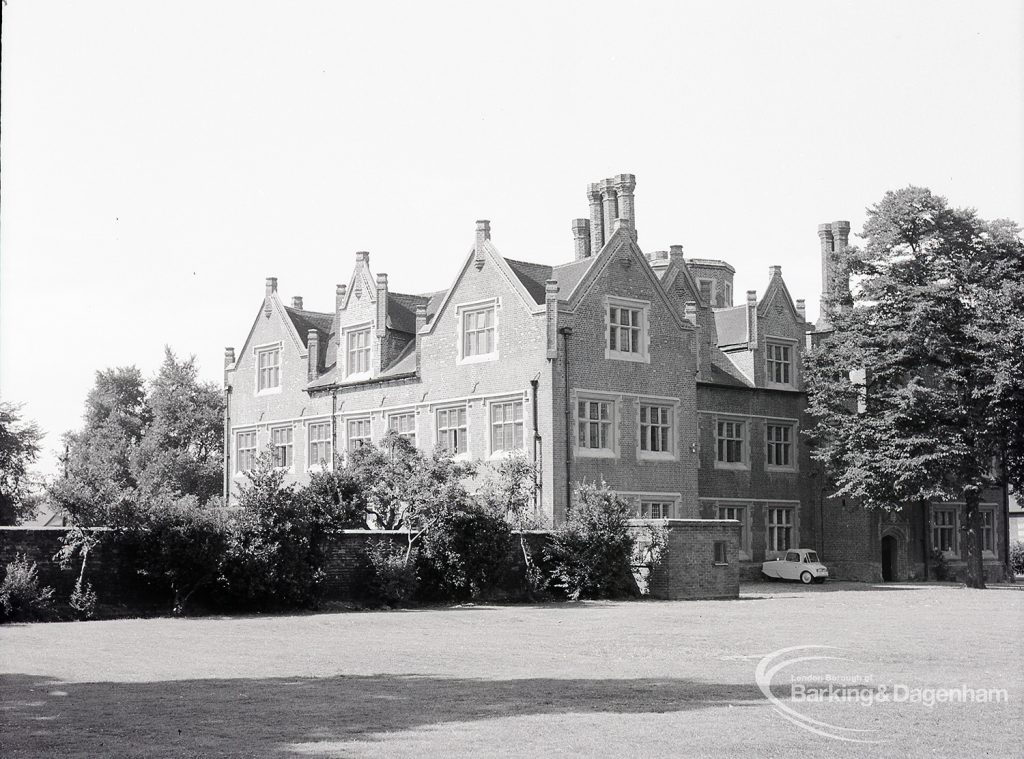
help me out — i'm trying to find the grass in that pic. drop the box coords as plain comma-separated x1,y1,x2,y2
1,582,1021,758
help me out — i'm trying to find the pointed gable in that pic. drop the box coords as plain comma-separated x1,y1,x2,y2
757,266,802,322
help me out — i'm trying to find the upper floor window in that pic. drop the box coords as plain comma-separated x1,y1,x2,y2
490,400,524,453
347,418,372,452
768,507,794,553
698,279,714,304
459,302,498,362
346,327,372,376
766,422,795,469
577,398,615,456
639,403,673,458
766,342,793,386
271,427,293,469
606,298,649,362
308,422,332,469
723,282,732,307
437,407,467,454
256,346,281,392
236,430,257,473
932,507,957,554
715,419,747,467
388,412,416,447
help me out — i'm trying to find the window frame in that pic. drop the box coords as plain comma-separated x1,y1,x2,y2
765,339,796,388
765,420,797,471
981,508,996,557
306,420,333,471
714,416,748,470
605,296,651,363
637,400,677,461
697,278,715,306
766,506,796,557
931,506,958,557
713,541,728,565
488,398,525,456
575,395,618,459
254,343,282,395
387,410,417,448
717,503,750,560
235,429,258,475
270,426,294,471
346,417,373,453
638,500,675,519
436,405,469,455
456,298,500,364
341,322,374,381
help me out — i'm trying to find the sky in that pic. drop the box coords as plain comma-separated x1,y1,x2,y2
1,0,1022,476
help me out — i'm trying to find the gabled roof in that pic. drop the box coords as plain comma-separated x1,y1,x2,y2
284,307,333,347
758,270,802,322
388,290,446,333
660,258,711,309
714,305,749,347
504,256,598,305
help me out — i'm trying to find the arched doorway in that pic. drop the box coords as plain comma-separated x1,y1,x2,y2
881,535,898,581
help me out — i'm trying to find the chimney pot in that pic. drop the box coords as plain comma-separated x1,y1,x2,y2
669,244,684,259
796,299,806,321
476,219,491,242
336,284,346,311
376,273,388,288
356,251,370,263
747,289,758,304
769,265,782,277
224,347,236,368
265,277,278,296
545,279,560,297
291,296,303,309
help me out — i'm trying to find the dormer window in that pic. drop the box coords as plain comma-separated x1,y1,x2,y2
255,345,281,393
766,342,794,386
345,325,372,378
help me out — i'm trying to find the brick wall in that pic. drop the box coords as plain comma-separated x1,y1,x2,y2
644,519,740,600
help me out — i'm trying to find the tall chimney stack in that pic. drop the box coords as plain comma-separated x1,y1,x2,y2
572,218,591,260
601,179,618,242
587,184,605,255
614,173,636,237
336,284,347,312
291,296,303,310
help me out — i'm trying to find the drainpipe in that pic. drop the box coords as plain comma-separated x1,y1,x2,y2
530,378,541,516
559,327,574,514
223,385,232,506
331,389,339,466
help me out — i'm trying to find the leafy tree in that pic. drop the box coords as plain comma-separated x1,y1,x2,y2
805,187,1024,588
0,402,44,524
132,348,224,504
478,452,545,596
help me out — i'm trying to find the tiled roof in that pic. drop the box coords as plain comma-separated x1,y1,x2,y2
284,307,333,347
504,256,597,304
704,351,753,387
388,292,429,334
714,305,749,347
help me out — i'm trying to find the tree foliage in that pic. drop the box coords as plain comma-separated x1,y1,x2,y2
804,187,1024,588
0,403,44,524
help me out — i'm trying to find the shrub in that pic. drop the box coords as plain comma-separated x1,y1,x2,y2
364,538,418,606
1010,541,1024,577
545,481,638,600
417,501,513,602
930,548,951,581
69,577,98,620
219,450,320,609
0,554,55,622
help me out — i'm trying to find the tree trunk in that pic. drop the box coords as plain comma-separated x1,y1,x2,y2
963,487,986,589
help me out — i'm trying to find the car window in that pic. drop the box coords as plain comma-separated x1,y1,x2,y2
786,552,800,562
805,552,819,563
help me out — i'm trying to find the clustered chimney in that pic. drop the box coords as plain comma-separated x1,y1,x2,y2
579,174,637,257
817,220,851,329
646,250,670,278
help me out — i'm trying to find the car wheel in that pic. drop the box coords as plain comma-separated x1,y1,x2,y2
800,571,813,585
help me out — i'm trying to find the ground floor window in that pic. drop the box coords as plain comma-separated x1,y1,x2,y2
388,412,416,447
717,505,748,558
271,427,293,469
981,509,995,554
767,507,794,553
236,430,257,473
490,400,524,453
308,422,332,468
932,507,957,554
347,418,372,452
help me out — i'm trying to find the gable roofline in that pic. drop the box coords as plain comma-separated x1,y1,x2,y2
231,292,309,372
339,253,379,312
758,268,802,322
420,238,544,335
566,227,692,332
660,257,712,310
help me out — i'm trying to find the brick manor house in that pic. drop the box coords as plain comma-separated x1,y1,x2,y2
223,174,1011,582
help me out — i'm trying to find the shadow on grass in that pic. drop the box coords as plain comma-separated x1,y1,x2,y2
744,581,931,593
1,672,763,757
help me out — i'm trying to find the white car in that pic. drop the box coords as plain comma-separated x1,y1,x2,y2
761,549,829,584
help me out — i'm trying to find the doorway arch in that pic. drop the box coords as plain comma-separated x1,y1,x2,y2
881,535,898,581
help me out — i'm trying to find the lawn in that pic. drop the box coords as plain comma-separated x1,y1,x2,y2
1,583,1021,758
